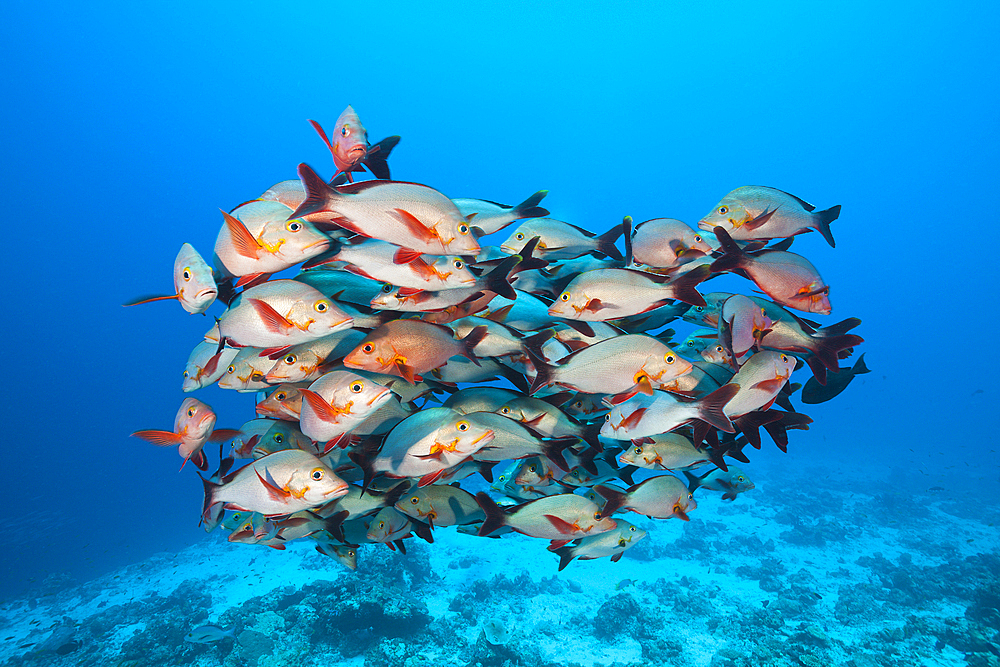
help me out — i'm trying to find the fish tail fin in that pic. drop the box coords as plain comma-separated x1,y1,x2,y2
709,226,746,273
853,352,870,375
483,254,522,300
362,135,401,180
475,492,507,536
579,422,605,453
683,469,712,494
667,264,710,307
497,364,530,394
554,544,576,571
593,483,629,516
539,437,576,472
525,346,556,395
595,224,625,261
512,190,549,220
622,216,634,266
734,410,782,449
814,204,840,248
347,436,382,496
289,163,336,219
460,325,488,367
382,481,412,508
809,330,865,378
199,475,223,531
698,383,740,433
761,411,813,453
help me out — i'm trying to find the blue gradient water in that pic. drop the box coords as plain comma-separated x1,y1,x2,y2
1,0,997,605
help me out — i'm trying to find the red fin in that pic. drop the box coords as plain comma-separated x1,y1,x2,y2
248,299,295,334
606,391,637,406
122,294,179,307
235,273,273,289
261,345,295,360
255,468,291,501
208,429,242,443
584,298,604,313
396,287,425,297
742,207,778,231
321,432,351,454
635,376,654,395
308,119,335,153
610,552,624,562
752,378,786,393
622,407,647,430
542,514,577,535
393,247,424,264
395,359,417,384
548,539,571,551
392,208,433,240
522,413,546,427
222,210,263,259
131,430,183,447
300,388,341,424
485,304,514,323
418,469,447,487
189,450,208,472
675,507,690,521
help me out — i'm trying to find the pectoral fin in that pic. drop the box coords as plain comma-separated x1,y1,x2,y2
255,469,291,502
395,358,417,384
131,430,183,447
543,514,578,535
222,210,263,259
392,208,434,240
248,299,295,334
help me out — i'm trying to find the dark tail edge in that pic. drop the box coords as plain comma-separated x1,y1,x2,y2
555,544,576,571
698,383,740,433
623,216,634,266
709,226,747,273
668,264,710,307
512,190,549,220
460,325,489,367
593,483,629,516
814,204,840,248
853,353,870,375
596,224,625,261
363,135,401,180
483,254,522,300
289,163,335,220
475,492,507,536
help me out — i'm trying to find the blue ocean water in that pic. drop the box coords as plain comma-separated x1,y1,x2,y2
2,1,998,664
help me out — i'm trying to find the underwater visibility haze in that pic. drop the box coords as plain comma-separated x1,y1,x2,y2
1,1,998,665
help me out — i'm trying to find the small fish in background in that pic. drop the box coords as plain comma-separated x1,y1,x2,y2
454,190,550,236
698,185,841,248
184,624,236,643
308,105,400,183
131,398,241,471
800,353,870,404
629,218,716,270
481,617,513,646
314,542,358,570
685,466,756,501
552,520,647,570
615,578,635,590
500,218,625,261
123,243,217,314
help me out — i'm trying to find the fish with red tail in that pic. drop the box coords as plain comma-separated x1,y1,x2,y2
698,185,841,248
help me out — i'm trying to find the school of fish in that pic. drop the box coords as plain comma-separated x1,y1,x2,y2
127,106,864,572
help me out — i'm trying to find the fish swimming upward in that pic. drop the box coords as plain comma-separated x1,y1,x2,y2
127,107,865,573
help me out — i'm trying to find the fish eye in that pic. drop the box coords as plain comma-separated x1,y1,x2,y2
286,220,303,232
694,235,702,242
453,260,464,269
528,464,536,472
780,354,788,362
348,550,355,556
573,401,582,408
761,307,767,316
694,306,704,312
629,525,636,532
687,493,693,500
187,407,196,417
634,446,642,454
634,261,644,267
738,476,745,482
665,354,675,364
227,365,235,374
382,283,394,293
341,125,349,136
715,346,723,352
183,370,189,378
362,343,374,354
457,421,470,431
274,434,284,444
311,468,324,481
182,267,192,281
459,224,470,235
275,392,287,400
500,406,510,415
284,354,296,364
560,292,570,301
314,301,329,313
719,206,728,215
378,521,385,529
410,496,419,504
498,475,506,482
351,381,364,393
605,414,611,421
594,512,603,520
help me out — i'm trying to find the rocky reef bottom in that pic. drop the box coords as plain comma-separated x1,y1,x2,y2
1,464,997,667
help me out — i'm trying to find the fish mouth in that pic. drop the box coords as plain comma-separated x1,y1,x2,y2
367,387,392,407
195,288,218,300
302,238,332,252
